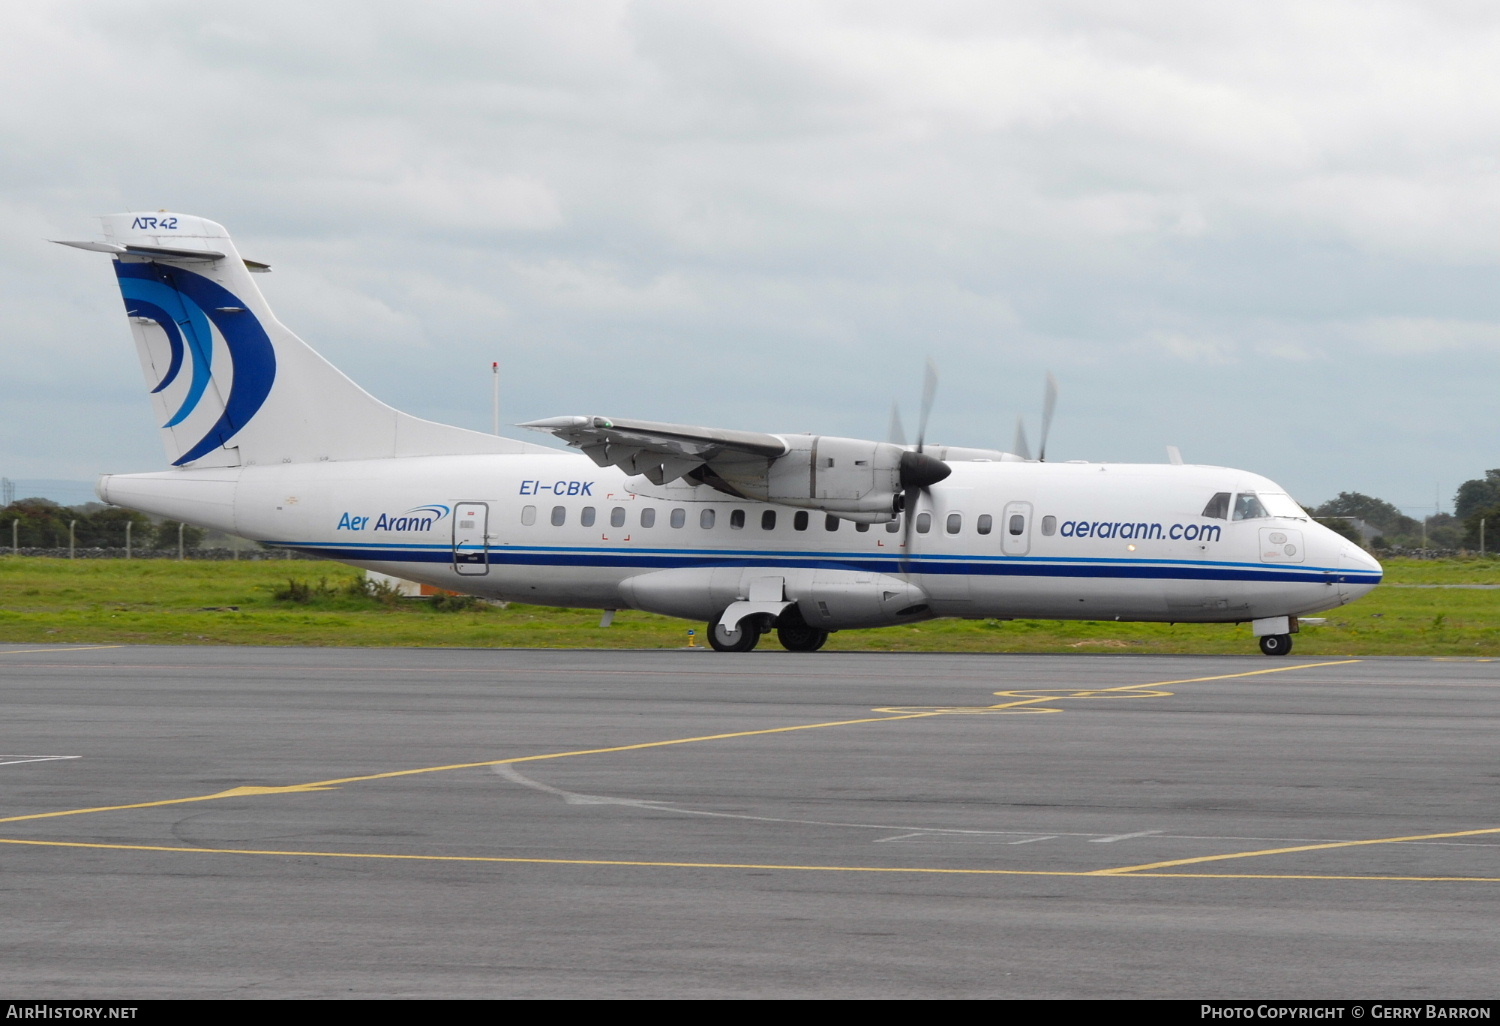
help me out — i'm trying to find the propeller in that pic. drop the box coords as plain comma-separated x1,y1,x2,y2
897,359,951,575
1037,372,1058,463
1011,372,1059,462
888,402,907,447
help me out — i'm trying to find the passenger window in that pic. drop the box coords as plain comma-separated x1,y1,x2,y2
730,509,745,530
946,513,962,535
1202,492,1230,520
1008,514,1025,536
855,521,870,533
916,512,931,534
670,508,686,528
521,505,536,526
977,514,992,535
1041,515,1056,536
610,507,626,528
580,506,596,528
886,516,901,533
825,514,840,532
700,508,715,529
551,506,566,527
641,508,656,528
794,511,809,531
1233,493,1269,521
762,510,777,530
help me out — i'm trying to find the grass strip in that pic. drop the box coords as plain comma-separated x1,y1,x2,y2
1,556,1497,655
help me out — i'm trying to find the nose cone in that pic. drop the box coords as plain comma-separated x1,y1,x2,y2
1337,543,1383,602
899,450,951,490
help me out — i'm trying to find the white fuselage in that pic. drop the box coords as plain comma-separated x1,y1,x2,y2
99,451,1383,629
64,210,1383,644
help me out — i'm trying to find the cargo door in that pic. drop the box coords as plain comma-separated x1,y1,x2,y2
453,501,489,575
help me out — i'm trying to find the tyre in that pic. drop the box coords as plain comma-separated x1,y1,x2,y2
1259,633,1293,656
708,619,761,652
777,621,830,652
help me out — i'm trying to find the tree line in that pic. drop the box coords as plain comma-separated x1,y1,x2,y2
1,498,205,550
1310,469,1500,551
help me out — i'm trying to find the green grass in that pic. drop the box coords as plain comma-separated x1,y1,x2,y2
1,555,1497,655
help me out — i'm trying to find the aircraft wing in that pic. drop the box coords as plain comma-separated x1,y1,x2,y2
520,416,789,486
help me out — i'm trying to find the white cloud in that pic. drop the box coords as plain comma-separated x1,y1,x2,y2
1346,316,1500,355
508,258,697,313
1143,330,1240,365
2,1,1499,506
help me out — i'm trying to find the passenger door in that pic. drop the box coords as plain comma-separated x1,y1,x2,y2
453,501,489,575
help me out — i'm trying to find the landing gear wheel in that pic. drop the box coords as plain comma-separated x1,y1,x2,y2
1259,633,1293,656
708,619,761,653
777,621,830,652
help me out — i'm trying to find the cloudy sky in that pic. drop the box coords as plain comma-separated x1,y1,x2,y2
4,1,1499,514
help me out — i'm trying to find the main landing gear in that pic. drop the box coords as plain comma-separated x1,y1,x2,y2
775,608,829,652
1259,633,1293,656
705,608,831,653
708,619,761,652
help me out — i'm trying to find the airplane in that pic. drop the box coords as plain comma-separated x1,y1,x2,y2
55,212,1382,657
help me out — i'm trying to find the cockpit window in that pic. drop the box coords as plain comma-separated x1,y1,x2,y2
1201,492,1230,520
1233,492,1269,521
1257,492,1307,519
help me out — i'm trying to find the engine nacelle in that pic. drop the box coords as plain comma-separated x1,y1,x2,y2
618,566,933,629
710,436,906,523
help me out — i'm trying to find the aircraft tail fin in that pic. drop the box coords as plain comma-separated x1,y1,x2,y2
56,212,549,469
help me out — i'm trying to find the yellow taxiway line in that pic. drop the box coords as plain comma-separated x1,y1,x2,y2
1094,825,1500,875
1,835,1497,884
14,655,1492,888
0,660,1355,825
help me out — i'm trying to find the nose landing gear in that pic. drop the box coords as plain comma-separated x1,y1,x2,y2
1258,633,1293,656
1252,615,1298,656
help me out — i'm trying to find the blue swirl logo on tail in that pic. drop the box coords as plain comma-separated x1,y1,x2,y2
115,262,276,465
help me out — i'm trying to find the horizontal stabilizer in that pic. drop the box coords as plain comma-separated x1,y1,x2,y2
54,239,268,271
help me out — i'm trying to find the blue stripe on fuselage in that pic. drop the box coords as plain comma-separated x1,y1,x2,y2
262,541,1382,586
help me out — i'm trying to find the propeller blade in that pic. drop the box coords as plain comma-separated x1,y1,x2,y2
1037,372,1058,463
899,489,923,577
916,359,938,452
900,359,942,575
888,402,907,447
895,455,951,576
1013,416,1031,461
